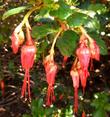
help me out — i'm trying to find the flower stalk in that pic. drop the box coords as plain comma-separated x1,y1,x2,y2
50,28,63,56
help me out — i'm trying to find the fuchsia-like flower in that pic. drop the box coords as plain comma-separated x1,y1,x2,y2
21,26,36,100
89,40,100,61
76,40,91,71
44,55,58,106
70,68,79,114
11,23,24,54
73,33,100,114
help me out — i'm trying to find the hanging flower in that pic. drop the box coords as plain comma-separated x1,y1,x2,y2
44,55,58,106
82,111,86,117
21,26,36,100
76,39,91,71
89,40,100,61
70,68,79,114
11,23,24,54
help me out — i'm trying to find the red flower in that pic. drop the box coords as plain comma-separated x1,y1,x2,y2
82,111,86,117
21,44,36,70
11,24,24,54
76,41,91,71
70,68,79,114
21,27,36,100
62,56,68,68
89,40,100,61
44,55,58,106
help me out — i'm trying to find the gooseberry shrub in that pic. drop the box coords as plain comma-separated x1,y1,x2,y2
2,0,110,116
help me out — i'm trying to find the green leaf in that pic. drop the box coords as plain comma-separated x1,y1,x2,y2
0,34,3,43
93,109,107,117
67,12,88,27
22,114,31,117
36,40,48,61
8,60,15,72
104,104,110,111
34,7,50,22
89,32,108,55
95,38,108,55
85,17,100,32
88,4,107,14
45,107,55,116
2,6,29,20
50,1,72,20
43,0,54,4
32,24,58,40
56,30,79,56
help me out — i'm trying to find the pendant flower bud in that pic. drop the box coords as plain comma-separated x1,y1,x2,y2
70,69,79,88
11,23,24,54
89,40,100,61
44,55,58,106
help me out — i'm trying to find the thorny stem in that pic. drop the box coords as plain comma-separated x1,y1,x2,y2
50,28,63,56
80,26,93,42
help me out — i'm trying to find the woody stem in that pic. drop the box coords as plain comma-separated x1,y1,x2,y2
50,28,63,56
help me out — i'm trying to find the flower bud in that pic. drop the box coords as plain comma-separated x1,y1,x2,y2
89,40,100,61
70,69,79,88
11,24,24,54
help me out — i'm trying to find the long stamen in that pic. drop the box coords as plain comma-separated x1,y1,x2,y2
21,70,28,97
27,71,31,100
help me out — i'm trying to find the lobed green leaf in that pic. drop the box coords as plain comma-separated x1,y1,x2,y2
32,24,58,40
67,12,88,27
56,30,79,57
2,6,29,20
88,3,107,14
50,1,73,20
